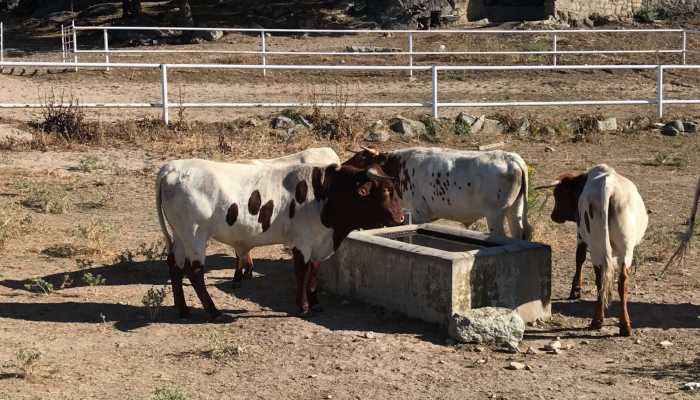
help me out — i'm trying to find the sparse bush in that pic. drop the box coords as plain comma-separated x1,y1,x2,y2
34,90,97,143
24,278,54,295
21,183,69,214
571,114,601,143
204,333,243,365
151,387,187,400
114,241,166,264
14,349,41,377
76,156,102,173
73,219,113,253
454,118,471,136
142,286,168,321
644,152,687,168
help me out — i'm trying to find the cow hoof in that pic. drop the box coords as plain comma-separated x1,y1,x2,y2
243,271,253,280
619,324,632,337
232,273,244,283
588,320,603,330
208,313,231,323
568,289,581,300
298,308,312,319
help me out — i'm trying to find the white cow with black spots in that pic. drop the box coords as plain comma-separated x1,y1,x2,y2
344,147,532,240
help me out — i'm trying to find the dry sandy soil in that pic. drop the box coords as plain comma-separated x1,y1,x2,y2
0,25,699,400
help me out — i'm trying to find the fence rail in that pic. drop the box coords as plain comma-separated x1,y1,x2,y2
1,61,699,123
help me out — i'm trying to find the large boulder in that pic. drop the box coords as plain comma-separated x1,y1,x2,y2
389,116,426,139
449,307,525,350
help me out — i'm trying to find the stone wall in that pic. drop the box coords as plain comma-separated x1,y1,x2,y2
552,0,642,20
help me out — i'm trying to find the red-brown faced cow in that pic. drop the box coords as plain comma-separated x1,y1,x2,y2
540,164,648,336
156,159,403,321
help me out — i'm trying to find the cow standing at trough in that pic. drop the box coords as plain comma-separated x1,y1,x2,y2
226,148,341,283
540,164,648,336
156,159,403,320
343,147,532,240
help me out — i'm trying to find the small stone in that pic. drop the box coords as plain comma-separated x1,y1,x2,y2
634,339,642,345
474,346,486,353
304,334,312,339
507,361,526,370
308,374,318,378
605,359,615,364
438,360,446,364
525,346,539,355
477,358,487,364
363,331,376,339
659,340,673,348
544,145,555,152
683,121,698,133
543,339,562,352
682,382,700,391
525,365,534,371
596,117,618,132
565,343,574,350
244,118,258,127
449,308,525,350
580,340,590,345
272,116,295,130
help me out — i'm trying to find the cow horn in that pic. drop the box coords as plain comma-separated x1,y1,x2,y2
366,167,392,181
360,146,380,155
534,180,561,191
345,146,362,153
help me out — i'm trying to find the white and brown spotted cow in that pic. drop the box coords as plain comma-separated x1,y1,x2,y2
542,164,648,336
227,148,341,282
155,159,403,321
343,147,532,240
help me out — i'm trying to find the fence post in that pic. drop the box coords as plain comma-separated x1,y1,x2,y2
61,24,66,63
261,30,267,77
682,30,687,65
656,65,664,118
72,20,78,71
103,29,110,71
552,33,558,66
431,65,438,118
408,32,414,78
1,21,4,66
160,64,169,125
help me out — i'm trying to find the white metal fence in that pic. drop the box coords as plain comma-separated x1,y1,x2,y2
1,60,698,123
60,22,700,76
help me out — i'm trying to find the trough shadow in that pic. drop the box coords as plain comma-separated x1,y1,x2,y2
0,254,234,292
621,354,700,383
553,299,700,330
0,300,246,332
214,255,444,343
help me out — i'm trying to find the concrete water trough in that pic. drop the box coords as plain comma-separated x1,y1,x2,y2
321,222,551,326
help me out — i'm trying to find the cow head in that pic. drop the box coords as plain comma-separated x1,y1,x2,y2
320,163,404,247
343,147,402,179
539,172,588,224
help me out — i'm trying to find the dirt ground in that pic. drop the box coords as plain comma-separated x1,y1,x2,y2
0,23,699,400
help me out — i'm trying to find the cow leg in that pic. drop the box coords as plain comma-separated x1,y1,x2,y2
486,213,507,236
307,261,322,312
184,259,224,322
618,265,632,336
242,253,254,280
589,265,605,330
167,252,190,318
233,253,245,283
292,249,311,317
569,242,588,300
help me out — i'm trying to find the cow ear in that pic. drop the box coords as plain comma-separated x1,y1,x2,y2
357,181,372,197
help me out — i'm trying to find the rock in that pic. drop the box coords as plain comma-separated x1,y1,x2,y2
244,118,259,127
474,346,486,353
366,128,390,143
456,112,478,126
583,17,595,28
658,340,673,349
449,307,525,350
596,117,618,132
525,365,534,371
544,145,555,152
363,331,376,339
516,118,530,135
683,121,698,134
661,125,680,136
480,118,506,135
347,46,401,53
506,361,526,370
272,116,295,130
682,382,700,391
543,338,562,352
667,120,685,132
474,18,490,25
634,339,642,345
525,346,539,355
389,116,426,138
580,340,590,345
470,115,486,133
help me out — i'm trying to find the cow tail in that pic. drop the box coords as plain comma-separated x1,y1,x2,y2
513,156,533,241
599,178,616,309
155,165,173,255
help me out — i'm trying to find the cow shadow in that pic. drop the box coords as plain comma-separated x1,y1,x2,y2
214,256,444,343
553,300,700,330
0,254,235,292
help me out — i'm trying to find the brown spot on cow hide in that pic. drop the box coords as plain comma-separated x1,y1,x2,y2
584,211,591,233
295,181,308,203
289,201,296,219
258,200,274,232
248,190,262,215
226,203,238,226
